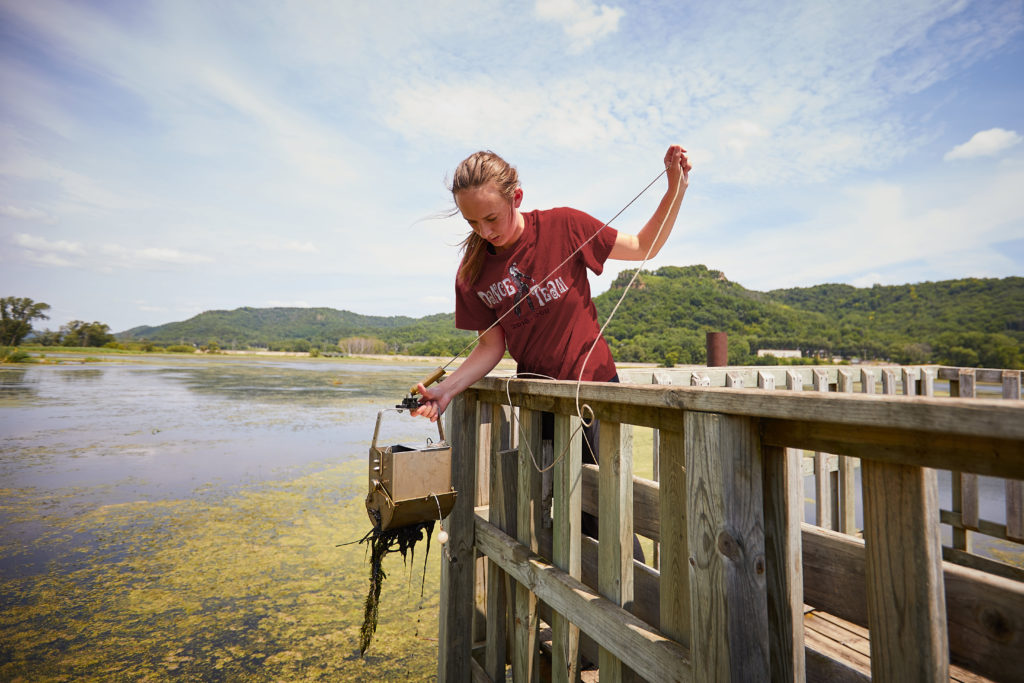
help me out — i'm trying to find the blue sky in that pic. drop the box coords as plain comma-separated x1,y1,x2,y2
1,0,1022,333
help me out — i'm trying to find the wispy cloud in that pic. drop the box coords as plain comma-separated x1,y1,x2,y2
0,0,1021,331
534,0,625,52
944,128,1022,161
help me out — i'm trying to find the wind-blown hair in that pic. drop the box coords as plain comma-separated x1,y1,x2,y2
451,151,519,286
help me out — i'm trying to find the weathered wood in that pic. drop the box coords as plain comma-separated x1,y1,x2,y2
859,368,875,395
812,370,834,531
861,461,948,681
951,370,979,553
475,406,494,646
941,545,1024,583
761,419,1024,479
515,408,543,682
801,523,1024,682
473,378,1024,445
598,421,633,682
1003,372,1024,543
581,464,660,542
938,366,1009,384
452,372,1024,683
762,444,805,682
486,406,516,682
835,371,857,534
551,413,582,683
439,392,480,682
651,372,671,571
474,515,693,683
685,411,769,682
658,429,690,650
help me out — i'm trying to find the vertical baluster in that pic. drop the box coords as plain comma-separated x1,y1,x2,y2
514,408,543,682
1004,371,1024,542
438,392,480,682
950,370,978,552
862,459,948,680
686,411,769,681
486,404,515,682
659,427,689,652
836,369,857,535
812,369,834,530
551,412,582,683
651,371,672,571
598,421,634,682
762,371,805,682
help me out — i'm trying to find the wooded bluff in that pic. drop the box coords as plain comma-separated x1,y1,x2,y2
117,265,1024,368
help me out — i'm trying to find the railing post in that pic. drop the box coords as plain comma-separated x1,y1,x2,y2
514,408,543,682
551,412,582,683
686,411,769,682
658,427,690,653
811,370,834,530
950,369,978,552
1003,371,1024,543
598,420,635,682
862,460,949,681
438,392,479,682
486,404,515,682
835,368,857,535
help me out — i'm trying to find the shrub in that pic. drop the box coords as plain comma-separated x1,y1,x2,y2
0,347,31,363
165,345,196,353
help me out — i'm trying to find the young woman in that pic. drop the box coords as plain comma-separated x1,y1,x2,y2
412,144,691,422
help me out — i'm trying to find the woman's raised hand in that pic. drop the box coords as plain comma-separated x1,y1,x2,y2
664,145,691,188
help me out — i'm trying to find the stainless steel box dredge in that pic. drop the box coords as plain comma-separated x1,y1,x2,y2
365,409,457,531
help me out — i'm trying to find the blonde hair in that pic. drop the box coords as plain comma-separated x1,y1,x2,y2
451,151,519,285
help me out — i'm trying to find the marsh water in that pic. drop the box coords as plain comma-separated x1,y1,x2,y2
1,354,446,681
1,355,1020,681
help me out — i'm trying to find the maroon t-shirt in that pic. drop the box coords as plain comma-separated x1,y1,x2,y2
455,207,618,382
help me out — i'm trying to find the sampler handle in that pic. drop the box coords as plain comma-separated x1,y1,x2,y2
370,408,446,451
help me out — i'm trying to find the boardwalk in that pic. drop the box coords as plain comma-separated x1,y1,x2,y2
436,364,1023,682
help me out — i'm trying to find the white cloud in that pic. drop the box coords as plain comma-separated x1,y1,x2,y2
264,300,314,308
1,205,54,222
534,0,625,52
13,233,84,254
944,128,1022,161
99,244,214,268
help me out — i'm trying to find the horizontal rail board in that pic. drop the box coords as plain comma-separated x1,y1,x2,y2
473,513,693,683
472,378,1024,443
801,524,1024,682
761,419,1024,479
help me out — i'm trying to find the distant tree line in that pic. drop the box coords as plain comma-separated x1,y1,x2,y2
7,268,1024,370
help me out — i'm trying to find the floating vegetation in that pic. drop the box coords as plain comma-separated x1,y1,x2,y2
354,520,435,655
0,462,443,681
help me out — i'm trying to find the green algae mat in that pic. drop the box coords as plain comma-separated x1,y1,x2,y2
0,460,441,681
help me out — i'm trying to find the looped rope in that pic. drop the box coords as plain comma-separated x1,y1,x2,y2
444,166,681,473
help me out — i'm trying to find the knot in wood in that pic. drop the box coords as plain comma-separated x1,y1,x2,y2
716,530,741,562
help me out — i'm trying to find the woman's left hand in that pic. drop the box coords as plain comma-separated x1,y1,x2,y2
664,145,691,189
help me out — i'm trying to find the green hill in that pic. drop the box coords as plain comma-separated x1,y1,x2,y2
118,307,474,355
594,266,1023,367
115,266,1024,368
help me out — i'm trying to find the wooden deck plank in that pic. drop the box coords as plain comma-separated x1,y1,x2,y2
804,610,997,683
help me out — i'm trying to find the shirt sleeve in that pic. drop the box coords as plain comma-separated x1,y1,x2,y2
454,278,497,331
562,207,617,275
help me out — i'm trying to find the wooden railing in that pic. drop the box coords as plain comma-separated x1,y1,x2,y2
437,367,1024,682
614,365,1024,582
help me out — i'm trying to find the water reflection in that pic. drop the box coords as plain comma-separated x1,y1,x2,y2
0,367,36,403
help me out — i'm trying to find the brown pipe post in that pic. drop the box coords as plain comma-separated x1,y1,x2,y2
706,332,728,367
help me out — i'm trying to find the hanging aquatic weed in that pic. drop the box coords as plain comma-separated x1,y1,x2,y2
352,517,435,656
